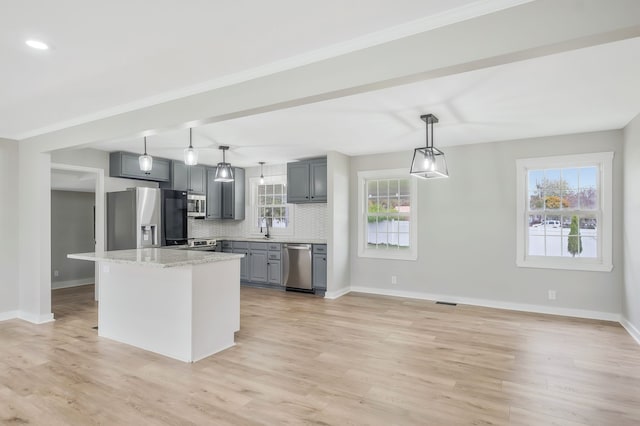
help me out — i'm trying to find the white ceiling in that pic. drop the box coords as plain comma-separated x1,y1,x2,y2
2,0,512,140
85,36,640,167
5,1,639,169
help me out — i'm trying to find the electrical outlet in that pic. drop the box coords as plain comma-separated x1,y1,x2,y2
103,265,110,273
548,290,557,300
391,275,397,284
53,270,59,277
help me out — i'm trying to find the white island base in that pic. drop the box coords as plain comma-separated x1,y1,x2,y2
98,258,240,362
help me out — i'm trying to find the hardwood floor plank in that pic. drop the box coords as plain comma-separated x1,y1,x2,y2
0,284,638,425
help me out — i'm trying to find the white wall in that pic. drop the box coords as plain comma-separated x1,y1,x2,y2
51,148,158,192
326,151,351,298
623,113,640,341
51,190,96,289
349,130,624,319
0,139,19,319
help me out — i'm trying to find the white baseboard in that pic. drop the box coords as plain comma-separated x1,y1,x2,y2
348,286,621,322
0,310,19,322
620,317,640,345
324,286,351,300
17,311,55,324
52,278,94,290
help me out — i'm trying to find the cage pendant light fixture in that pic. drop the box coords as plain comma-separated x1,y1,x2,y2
139,136,153,173
259,161,265,185
184,128,198,166
214,146,234,182
410,114,448,179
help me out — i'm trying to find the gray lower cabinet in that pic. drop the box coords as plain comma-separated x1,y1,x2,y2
313,244,327,292
109,151,171,182
206,167,245,220
267,244,282,285
232,241,250,281
286,158,327,203
222,241,282,287
249,245,268,283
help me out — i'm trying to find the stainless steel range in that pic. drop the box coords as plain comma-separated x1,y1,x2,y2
186,238,217,251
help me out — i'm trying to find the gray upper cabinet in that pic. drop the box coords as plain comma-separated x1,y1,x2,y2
309,159,327,202
110,151,171,182
161,162,206,193
206,167,245,220
287,158,327,203
189,165,206,193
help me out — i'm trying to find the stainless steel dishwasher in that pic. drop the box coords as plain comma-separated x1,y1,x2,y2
283,243,313,291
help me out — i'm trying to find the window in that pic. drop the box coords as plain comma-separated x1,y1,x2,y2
516,152,613,271
252,176,292,235
357,169,418,260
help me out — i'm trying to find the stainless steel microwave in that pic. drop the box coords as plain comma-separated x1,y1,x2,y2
187,194,206,218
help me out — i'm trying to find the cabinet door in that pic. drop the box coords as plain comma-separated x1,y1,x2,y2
313,253,327,290
268,260,282,285
206,168,222,219
249,250,268,283
189,165,206,193
221,181,234,219
232,168,245,220
233,249,249,281
171,162,189,191
309,160,327,202
287,162,310,202
220,168,245,219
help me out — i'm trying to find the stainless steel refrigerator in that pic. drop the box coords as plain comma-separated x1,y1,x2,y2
107,187,162,250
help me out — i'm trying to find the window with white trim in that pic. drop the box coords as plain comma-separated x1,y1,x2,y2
251,175,293,235
516,152,613,271
357,169,418,260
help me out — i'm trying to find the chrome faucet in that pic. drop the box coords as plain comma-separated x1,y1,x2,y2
260,217,271,239
264,217,271,239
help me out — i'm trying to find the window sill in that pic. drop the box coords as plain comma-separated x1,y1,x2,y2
516,259,613,272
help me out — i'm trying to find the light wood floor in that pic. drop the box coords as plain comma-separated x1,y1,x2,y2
1,285,639,425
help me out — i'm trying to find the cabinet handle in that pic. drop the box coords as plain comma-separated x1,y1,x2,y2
323,258,326,261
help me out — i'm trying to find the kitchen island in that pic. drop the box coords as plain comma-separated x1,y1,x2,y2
68,248,244,362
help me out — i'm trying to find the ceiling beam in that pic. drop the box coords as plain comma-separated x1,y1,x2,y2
23,0,640,153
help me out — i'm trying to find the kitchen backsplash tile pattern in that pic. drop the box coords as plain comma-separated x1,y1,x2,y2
189,203,327,240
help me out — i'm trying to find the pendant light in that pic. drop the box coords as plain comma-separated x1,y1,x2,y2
259,162,265,185
214,146,234,182
410,114,448,179
139,136,153,173
184,128,198,166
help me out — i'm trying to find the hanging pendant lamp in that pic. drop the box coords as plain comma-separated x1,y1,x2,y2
139,136,153,173
214,146,234,182
410,114,448,179
184,128,198,166
259,162,265,185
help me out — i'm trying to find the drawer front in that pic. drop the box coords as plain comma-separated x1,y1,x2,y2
233,241,249,249
313,244,327,254
268,251,281,260
249,242,268,251
221,241,232,249
267,243,281,251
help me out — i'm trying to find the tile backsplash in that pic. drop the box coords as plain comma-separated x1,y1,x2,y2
189,203,327,240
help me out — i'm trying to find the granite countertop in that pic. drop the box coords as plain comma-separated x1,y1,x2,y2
205,236,327,244
68,248,244,268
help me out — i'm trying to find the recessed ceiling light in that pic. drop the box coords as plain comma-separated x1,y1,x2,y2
25,39,49,50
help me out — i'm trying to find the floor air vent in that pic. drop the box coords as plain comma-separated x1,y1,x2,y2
435,301,457,306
